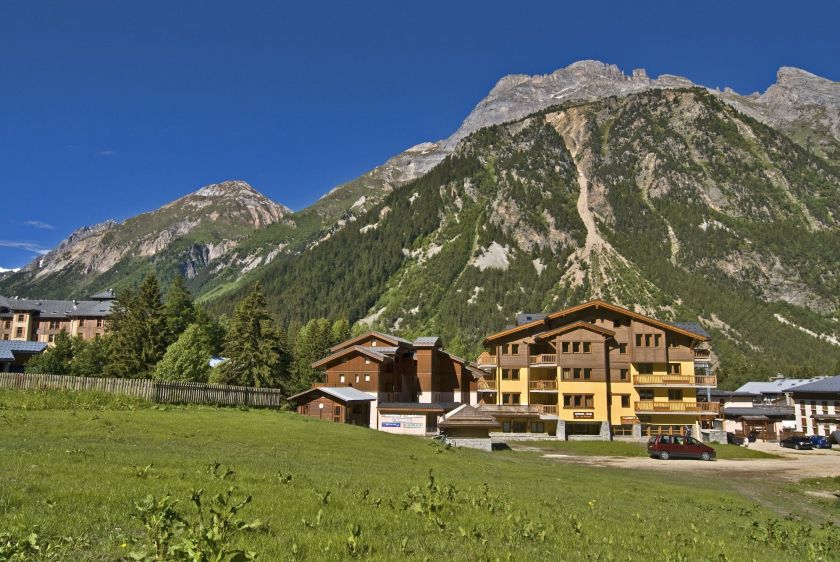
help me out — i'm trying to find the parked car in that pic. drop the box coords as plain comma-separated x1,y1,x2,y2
647,435,716,461
779,436,812,450
726,432,745,445
809,435,833,449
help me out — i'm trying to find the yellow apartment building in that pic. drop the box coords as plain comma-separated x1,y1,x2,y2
475,300,716,439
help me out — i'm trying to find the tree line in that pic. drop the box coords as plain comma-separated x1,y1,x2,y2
26,274,351,397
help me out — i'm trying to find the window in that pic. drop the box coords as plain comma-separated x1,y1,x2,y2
531,421,545,433
502,393,521,405
334,406,341,416
511,344,519,355
654,334,662,347
561,342,570,354
371,341,377,346
364,359,371,364
572,342,580,353
619,368,629,381
645,334,653,347
512,421,527,433
667,389,683,401
668,363,681,375
96,319,103,328
79,319,85,327
339,374,345,383
49,320,59,329
639,389,654,401
612,319,621,328
583,368,592,380
364,374,370,382
355,374,360,383
618,343,627,354
562,368,571,380
620,395,630,408
636,363,653,375
563,394,594,409
502,421,511,433
17,314,24,322
635,334,643,347
582,342,591,353
501,369,519,380
2,334,7,340
15,327,23,338
48,334,55,343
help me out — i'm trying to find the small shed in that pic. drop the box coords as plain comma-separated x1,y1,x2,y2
288,386,374,427
439,404,501,451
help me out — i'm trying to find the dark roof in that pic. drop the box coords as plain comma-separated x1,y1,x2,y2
667,322,710,339
413,336,442,347
0,295,112,318
377,402,461,412
788,375,840,394
439,405,501,429
722,405,794,419
328,331,412,352
0,340,48,361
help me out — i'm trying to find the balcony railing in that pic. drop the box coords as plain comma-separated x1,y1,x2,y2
477,379,497,391
533,404,558,415
633,374,717,387
693,349,711,360
634,401,719,414
476,352,496,367
529,354,557,366
529,380,558,391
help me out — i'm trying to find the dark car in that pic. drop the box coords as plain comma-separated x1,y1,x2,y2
647,435,716,461
809,435,832,449
780,436,812,450
726,432,745,445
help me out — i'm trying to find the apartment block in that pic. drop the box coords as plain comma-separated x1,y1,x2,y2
0,290,115,344
475,300,716,439
290,331,482,434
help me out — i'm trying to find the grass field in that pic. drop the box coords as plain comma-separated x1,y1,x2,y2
0,389,836,561
512,439,783,459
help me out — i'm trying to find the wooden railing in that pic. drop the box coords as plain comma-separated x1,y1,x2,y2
477,379,497,391
476,352,496,366
633,374,718,387
529,354,557,366
634,400,719,414
533,404,558,415
529,379,558,391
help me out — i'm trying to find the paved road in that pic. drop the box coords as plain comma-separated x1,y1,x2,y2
540,442,840,481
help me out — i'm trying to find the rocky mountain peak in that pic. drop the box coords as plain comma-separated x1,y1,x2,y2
193,180,261,198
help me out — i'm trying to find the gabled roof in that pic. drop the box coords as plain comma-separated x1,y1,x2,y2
413,336,442,348
0,295,112,318
484,299,710,343
736,378,824,395
287,386,376,403
311,345,389,369
534,321,616,340
787,374,840,394
328,331,412,353
439,405,501,429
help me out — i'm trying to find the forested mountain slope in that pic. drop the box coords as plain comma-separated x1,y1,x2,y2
207,88,840,381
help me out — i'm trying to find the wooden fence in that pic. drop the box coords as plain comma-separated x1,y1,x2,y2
0,372,285,408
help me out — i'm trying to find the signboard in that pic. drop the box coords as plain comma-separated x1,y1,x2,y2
573,411,594,419
379,414,427,435
621,416,639,424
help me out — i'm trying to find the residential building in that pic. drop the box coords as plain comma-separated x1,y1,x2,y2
0,290,115,344
474,299,716,440
0,340,48,372
787,375,840,436
290,331,482,435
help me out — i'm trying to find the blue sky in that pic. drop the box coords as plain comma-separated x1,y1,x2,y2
1,1,838,269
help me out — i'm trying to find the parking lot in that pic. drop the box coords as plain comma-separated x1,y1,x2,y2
541,441,840,481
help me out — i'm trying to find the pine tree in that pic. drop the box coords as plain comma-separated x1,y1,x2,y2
289,318,333,395
70,336,110,377
213,284,290,388
163,274,195,344
330,318,351,346
153,323,214,382
105,274,167,378
25,330,73,374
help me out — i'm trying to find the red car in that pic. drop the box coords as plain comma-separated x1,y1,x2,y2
647,435,716,461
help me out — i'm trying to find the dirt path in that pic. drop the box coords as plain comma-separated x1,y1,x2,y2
538,443,840,482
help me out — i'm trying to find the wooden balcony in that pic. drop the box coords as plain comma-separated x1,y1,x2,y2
533,404,558,415
477,379,497,391
529,354,557,366
633,374,718,387
634,401,719,414
529,379,558,391
476,352,496,368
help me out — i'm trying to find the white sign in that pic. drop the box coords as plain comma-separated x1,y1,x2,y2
378,414,427,436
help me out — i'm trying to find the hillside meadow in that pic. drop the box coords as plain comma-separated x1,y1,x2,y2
0,389,837,561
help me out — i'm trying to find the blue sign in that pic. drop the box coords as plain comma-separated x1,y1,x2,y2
381,422,401,428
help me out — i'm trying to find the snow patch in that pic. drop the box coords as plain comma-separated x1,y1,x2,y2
774,314,840,347
470,242,511,271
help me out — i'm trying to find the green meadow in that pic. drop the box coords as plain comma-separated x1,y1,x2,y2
0,389,836,561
